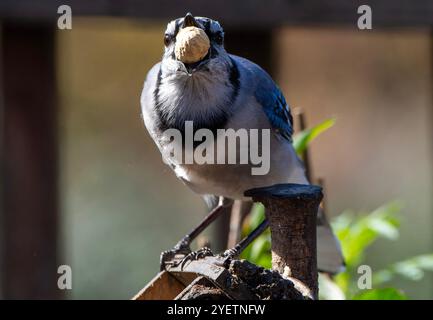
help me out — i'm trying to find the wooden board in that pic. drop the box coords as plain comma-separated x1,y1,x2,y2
132,271,186,300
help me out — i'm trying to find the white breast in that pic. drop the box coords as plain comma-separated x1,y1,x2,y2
160,98,308,200
157,70,233,127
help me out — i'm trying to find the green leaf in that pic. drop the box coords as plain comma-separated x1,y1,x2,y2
366,217,399,240
411,254,433,271
394,262,424,281
333,201,402,267
374,254,433,284
249,234,271,262
333,270,351,295
319,274,346,300
255,253,272,269
352,288,407,300
293,118,336,155
372,269,394,286
240,202,270,267
244,203,265,235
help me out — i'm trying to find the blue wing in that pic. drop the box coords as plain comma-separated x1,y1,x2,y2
230,55,294,141
255,83,293,142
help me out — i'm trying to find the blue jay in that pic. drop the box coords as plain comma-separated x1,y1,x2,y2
141,13,344,273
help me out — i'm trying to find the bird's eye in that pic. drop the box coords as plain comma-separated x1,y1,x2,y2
164,34,172,46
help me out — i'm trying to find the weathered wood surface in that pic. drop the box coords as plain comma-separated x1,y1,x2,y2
133,257,311,300
133,271,186,300
168,256,257,300
175,276,229,300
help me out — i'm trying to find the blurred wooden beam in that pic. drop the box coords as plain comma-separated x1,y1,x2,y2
0,22,60,299
1,0,433,28
294,109,312,182
431,30,433,256
227,200,252,249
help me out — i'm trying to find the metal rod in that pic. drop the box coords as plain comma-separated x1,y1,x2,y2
177,204,226,248
224,219,269,259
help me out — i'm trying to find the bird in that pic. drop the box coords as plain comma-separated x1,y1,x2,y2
141,13,344,274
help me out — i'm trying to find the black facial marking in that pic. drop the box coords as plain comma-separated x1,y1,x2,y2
228,57,240,105
153,66,167,131
153,65,229,148
155,102,229,147
204,19,211,36
155,18,236,148
154,59,239,140
157,112,230,149
174,19,181,37
153,67,162,103
202,20,224,46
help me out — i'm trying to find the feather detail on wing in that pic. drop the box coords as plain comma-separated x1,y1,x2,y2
255,80,293,142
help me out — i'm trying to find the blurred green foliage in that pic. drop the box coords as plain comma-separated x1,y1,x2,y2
323,203,433,300
331,201,403,298
240,119,433,300
292,118,336,155
240,203,272,269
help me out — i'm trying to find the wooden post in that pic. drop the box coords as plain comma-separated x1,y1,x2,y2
227,200,252,248
294,109,312,182
245,183,322,299
0,23,59,299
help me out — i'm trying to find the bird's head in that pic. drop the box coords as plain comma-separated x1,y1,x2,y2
161,13,230,76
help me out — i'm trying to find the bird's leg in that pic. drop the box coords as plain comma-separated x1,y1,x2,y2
160,197,229,270
222,219,269,266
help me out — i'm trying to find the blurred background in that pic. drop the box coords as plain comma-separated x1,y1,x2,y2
0,1,432,299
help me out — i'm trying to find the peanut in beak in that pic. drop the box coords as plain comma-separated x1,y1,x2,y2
175,26,210,64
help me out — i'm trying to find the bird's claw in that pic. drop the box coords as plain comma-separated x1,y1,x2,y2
221,247,239,267
159,250,176,270
160,237,192,271
178,247,214,269
223,247,239,259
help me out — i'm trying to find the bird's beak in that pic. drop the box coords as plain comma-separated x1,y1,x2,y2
183,53,210,74
182,12,199,28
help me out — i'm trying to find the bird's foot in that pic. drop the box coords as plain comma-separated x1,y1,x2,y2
177,247,214,270
221,219,270,267
223,247,239,259
160,236,192,271
221,246,241,268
